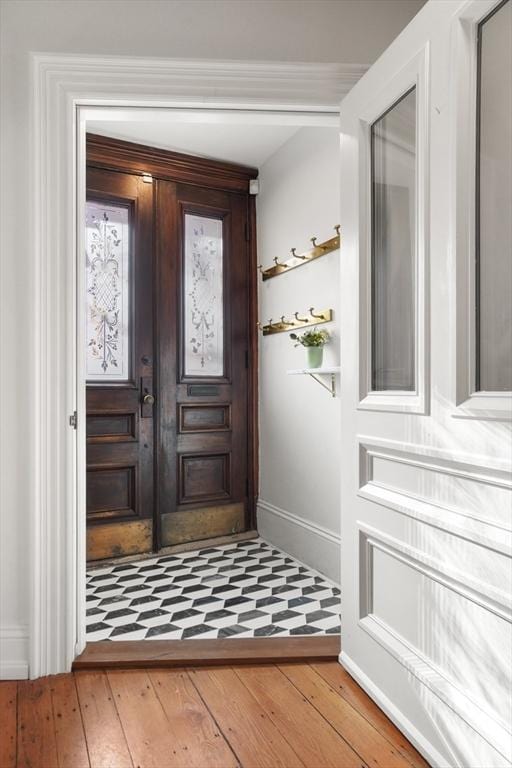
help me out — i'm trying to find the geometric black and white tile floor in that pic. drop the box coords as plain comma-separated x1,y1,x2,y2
86,537,341,641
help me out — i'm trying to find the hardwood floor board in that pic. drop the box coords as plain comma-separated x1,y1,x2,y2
148,669,238,768
234,664,366,768
75,671,133,768
106,670,180,768
0,682,17,768
188,666,304,768
5,663,430,768
280,663,414,768
17,678,59,768
50,674,90,768
311,662,430,768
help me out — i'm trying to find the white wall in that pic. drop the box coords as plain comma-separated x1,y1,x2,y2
0,0,425,64
256,127,341,582
0,0,425,676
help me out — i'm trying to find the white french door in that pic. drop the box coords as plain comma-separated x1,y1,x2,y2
339,1,511,767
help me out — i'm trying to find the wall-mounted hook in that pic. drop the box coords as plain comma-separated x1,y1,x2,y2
256,321,262,330
334,224,341,236
257,264,264,274
273,257,288,269
310,237,317,248
310,307,326,320
295,311,309,323
291,247,307,261
281,315,294,326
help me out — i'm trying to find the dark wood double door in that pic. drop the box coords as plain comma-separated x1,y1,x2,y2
86,137,257,561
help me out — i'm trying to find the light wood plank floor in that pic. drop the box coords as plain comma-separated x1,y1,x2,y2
0,662,431,768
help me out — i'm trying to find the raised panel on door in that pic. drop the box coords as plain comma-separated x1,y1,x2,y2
85,167,154,562
179,452,231,503
156,181,250,546
86,465,137,520
179,404,231,433
86,412,137,442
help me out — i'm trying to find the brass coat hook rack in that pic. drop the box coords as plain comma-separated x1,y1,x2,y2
259,225,340,281
259,307,333,336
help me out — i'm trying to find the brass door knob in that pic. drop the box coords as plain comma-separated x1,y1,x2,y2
142,393,155,405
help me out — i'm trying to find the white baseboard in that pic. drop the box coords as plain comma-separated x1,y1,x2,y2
256,499,341,584
340,651,449,768
0,625,29,679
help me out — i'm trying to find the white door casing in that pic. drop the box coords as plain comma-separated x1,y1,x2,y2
340,2,512,767
30,55,365,679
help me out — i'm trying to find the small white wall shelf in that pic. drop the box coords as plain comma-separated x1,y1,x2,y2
287,366,340,398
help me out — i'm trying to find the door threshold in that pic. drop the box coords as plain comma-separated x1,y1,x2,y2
87,530,259,570
73,635,341,669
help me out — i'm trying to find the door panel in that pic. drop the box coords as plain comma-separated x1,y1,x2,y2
340,1,512,767
156,181,249,546
86,168,154,561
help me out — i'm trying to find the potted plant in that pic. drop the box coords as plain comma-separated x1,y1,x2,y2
290,327,330,369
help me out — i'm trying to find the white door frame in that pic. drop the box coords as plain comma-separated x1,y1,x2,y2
29,54,365,678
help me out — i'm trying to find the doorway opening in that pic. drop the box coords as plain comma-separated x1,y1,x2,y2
80,108,342,649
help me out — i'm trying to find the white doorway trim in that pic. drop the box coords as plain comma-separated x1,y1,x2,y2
30,53,365,678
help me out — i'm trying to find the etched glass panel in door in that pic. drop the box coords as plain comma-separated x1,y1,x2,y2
371,87,416,391
184,214,224,377
85,201,131,381
476,0,512,391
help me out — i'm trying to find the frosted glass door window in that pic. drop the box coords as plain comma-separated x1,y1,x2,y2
371,88,416,391
184,214,224,377
85,201,131,381
476,0,512,391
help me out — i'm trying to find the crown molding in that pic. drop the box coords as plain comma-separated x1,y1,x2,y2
33,53,368,109
87,132,258,193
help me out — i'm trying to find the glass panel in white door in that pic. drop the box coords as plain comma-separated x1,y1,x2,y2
371,88,416,391
476,0,512,392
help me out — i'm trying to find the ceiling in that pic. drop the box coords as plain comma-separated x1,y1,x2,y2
87,121,308,168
